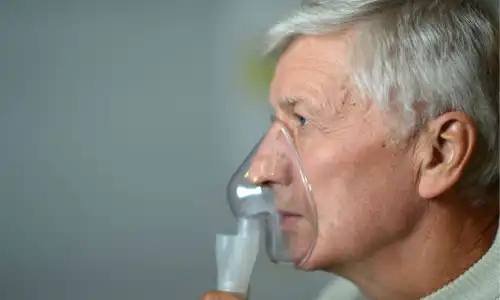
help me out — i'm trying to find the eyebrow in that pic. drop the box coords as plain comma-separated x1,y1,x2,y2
278,96,323,117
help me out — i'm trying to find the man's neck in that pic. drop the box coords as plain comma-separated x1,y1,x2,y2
336,196,499,300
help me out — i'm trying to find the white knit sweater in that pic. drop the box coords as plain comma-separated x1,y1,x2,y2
316,228,500,300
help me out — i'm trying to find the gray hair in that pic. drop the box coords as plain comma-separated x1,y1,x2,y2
265,0,499,202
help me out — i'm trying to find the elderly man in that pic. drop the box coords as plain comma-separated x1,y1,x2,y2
203,0,499,299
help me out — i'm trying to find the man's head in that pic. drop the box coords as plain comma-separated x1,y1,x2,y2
247,0,498,272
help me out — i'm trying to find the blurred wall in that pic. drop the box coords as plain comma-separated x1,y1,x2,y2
0,0,331,299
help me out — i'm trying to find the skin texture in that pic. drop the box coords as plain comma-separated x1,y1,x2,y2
202,31,499,300
201,291,244,300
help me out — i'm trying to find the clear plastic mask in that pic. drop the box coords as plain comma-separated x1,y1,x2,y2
226,117,318,267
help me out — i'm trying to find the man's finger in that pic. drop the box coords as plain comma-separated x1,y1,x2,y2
201,291,245,300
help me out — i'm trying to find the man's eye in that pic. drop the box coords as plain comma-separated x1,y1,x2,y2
294,113,309,126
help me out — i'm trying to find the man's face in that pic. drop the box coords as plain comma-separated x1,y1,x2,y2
250,33,428,270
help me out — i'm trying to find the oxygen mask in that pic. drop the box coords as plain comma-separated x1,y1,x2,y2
215,117,318,297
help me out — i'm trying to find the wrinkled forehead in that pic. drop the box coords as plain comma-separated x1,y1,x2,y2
269,33,357,115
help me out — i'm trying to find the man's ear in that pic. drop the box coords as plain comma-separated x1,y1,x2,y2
416,112,477,199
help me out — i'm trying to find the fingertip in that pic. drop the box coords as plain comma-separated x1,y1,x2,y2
200,290,217,300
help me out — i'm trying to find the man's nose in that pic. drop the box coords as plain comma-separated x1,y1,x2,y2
246,132,292,186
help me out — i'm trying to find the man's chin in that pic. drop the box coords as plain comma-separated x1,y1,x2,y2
285,244,320,270
290,247,350,272
292,255,325,271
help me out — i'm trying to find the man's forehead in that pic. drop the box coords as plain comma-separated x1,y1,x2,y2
269,34,354,114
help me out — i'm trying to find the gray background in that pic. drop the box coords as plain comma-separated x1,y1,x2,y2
0,0,331,299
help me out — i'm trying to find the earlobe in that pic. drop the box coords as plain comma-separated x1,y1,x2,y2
416,113,476,199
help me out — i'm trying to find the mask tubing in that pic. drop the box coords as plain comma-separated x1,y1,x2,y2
216,218,261,297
